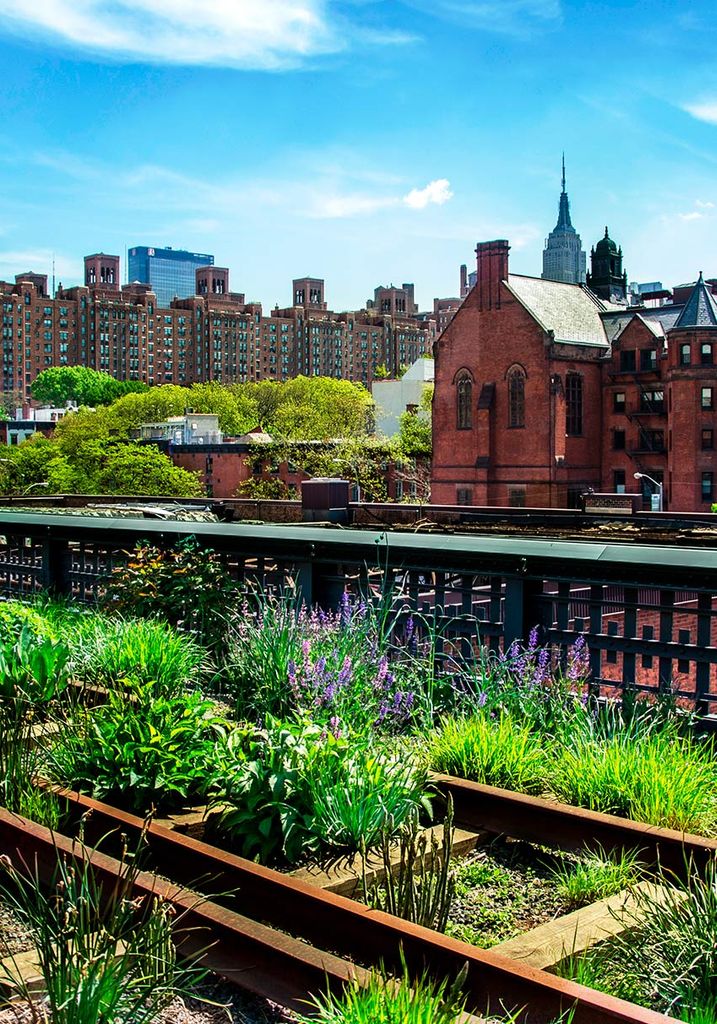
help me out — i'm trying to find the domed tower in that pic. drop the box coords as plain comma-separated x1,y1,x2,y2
586,227,627,303
541,156,586,284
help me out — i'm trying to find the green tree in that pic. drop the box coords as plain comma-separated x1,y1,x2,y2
31,367,147,406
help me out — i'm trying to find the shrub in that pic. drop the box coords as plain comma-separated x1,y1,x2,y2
49,686,227,813
102,536,238,649
209,719,430,865
426,714,549,794
68,613,205,697
220,588,429,733
0,599,57,644
551,729,717,835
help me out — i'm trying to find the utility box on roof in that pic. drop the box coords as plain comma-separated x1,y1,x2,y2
301,478,350,523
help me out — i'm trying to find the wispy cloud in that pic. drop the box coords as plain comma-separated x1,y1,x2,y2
683,101,717,126
312,178,454,218
0,249,74,280
0,0,341,70
399,0,561,34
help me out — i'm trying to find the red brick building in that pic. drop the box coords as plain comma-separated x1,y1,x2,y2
432,237,717,512
1,258,432,402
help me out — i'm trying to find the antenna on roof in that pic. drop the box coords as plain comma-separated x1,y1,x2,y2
51,253,55,297
561,152,566,193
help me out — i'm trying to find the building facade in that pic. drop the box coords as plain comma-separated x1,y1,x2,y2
0,258,433,401
128,246,215,308
432,236,717,513
541,159,587,285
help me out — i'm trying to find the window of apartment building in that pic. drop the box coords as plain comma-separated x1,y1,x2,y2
613,429,626,450
507,367,525,428
640,389,664,413
701,343,714,366
640,348,657,371
701,387,713,410
456,373,472,430
613,391,626,413
702,472,714,503
566,373,583,435
702,428,714,450
619,349,636,371
508,488,526,507
456,487,473,506
613,469,626,493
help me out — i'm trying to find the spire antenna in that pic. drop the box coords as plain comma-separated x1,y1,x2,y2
561,152,566,192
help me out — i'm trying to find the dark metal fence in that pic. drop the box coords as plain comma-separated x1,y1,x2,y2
3,511,717,715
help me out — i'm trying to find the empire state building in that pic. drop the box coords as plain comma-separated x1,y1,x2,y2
541,158,586,285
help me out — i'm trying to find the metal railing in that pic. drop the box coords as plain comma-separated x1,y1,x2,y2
2,510,717,715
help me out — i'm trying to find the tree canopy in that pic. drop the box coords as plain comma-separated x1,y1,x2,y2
31,367,148,407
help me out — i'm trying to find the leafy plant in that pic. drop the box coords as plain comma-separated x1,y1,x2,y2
362,796,455,932
426,713,549,794
0,599,58,644
102,536,238,649
548,846,642,908
49,686,227,813
68,613,205,697
209,719,430,865
0,831,203,1024
0,626,70,823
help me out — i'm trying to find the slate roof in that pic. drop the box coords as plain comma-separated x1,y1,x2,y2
673,274,717,329
506,274,609,347
601,305,683,343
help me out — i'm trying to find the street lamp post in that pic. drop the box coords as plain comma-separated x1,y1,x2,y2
634,471,663,512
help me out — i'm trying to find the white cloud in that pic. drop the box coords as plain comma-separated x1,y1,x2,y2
696,199,715,209
312,178,454,218
0,0,341,70
679,211,703,221
0,249,74,280
683,101,717,126
403,178,452,209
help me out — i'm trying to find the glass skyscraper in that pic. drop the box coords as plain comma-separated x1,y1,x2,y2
128,246,214,308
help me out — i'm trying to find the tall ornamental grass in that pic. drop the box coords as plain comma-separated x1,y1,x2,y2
426,713,549,794
551,729,717,835
66,613,205,697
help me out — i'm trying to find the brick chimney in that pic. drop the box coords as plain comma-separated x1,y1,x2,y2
459,263,468,298
475,240,510,311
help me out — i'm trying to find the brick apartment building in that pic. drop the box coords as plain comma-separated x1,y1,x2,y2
432,235,717,513
1,258,434,402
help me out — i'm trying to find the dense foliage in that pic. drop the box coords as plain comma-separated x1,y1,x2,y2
31,366,148,407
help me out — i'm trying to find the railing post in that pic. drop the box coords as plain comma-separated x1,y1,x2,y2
42,534,72,597
504,576,546,649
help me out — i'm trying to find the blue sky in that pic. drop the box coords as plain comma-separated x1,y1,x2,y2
0,0,716,311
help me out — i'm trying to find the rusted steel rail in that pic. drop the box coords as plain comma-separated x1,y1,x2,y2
0,807,360,1012
48,787,672,1024
433,774,717,878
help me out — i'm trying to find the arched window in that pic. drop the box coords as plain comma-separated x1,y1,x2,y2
508,368,525,428
456,375,472,430
566,372,583,436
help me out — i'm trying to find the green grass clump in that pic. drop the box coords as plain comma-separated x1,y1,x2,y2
427,714,548,794
551,730,717,835
549,847,642,908
299,958,469,1024
0,599,57,643
66,613,206,697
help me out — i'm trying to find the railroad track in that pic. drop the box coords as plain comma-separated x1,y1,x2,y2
8,778,698,1024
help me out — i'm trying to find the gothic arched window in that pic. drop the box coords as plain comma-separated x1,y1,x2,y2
508,368,525,428
456,374,472,430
